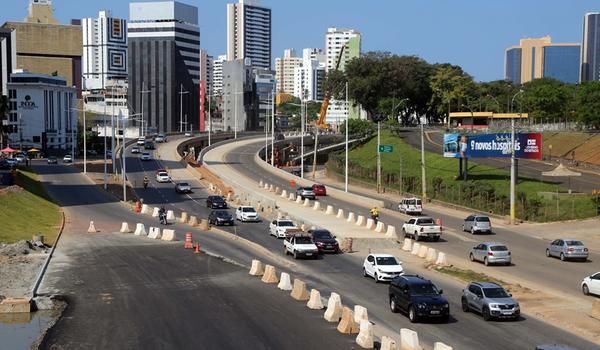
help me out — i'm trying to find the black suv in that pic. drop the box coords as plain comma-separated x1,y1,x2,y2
389,275,449,323
208,210,234,226
206,195,227,209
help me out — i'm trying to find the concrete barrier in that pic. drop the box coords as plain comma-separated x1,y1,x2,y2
249,259,264,276
134,223,147,236
87,221,97,233
324,292,343,322
180,212,189,223
300,224,308,232
418,244,428,258
119,222,131,233
161,229,176,241
426,248,438,262
375,221,385,233
303,198,311,207
400,328,420,350
355,215,365,226
278,272,293,291
166,210,175,221
337,306,359,334
141,204,150,214
336,209,345,219
261,265,279,284
269,184,274,192
306,289,324,310
281,190,287,198
259,180,263,188
189,216,198,227
290,279,310,301
354,305,369,323
435,252,448,266
0,297,31,313
226,192,232,201
313,202,321,211
380,336,398,350
288,193,296,201
199,219,210,230
347,212,356,223
355,320,374,349
434,342,453,350
148,227,161,240
264,183,269,190
385,225,396,238
411,242,421,255
365,218,375,230
152,207,160,217
591,299,600,320
295,196,303,204
402,238,412,251
325,205,334,215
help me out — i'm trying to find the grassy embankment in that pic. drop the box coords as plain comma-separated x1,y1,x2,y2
0,169,61,244
327,130,597,222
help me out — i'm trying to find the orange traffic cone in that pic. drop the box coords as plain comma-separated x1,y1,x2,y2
194,243,200,254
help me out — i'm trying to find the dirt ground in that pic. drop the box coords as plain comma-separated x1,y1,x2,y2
0,241,48,299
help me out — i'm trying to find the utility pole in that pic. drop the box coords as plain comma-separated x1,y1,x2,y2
208,95,212,146
510,117,516,224
234,93,238,139
377,120,381,193
420,120,427,199
83,106,87,174
265,93,269,163
301,90,305,178
103,104,107,189
271,88,275,166
179,84,189,133
345,82,349,192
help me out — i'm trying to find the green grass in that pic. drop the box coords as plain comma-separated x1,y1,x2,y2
327,130,598,221
0,169,61,244
434,266,505,286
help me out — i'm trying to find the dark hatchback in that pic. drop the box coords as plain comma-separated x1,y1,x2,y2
208,210,234,226
206,195,227,209
389,275,449,323
308,229,339,253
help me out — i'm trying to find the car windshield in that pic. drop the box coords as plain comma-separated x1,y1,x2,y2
242,207,256,213
211,197,224,202
142,153,149,156
565,240,583,246
482,287,510,298
158,172,168,177
279,221,294,227
418,218,435,225
302,187,313,191
475,217,490,222
216,211,229,217
376,257,399,265
416,199,422,205
406,200,416,205
312,230,333,239
178,182,189,187
409,283,439,296
296,237,313,244
490,245,508,251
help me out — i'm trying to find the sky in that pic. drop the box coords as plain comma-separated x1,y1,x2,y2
2,0,598,82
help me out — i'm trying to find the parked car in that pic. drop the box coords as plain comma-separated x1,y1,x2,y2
269,219,301,238
175,182,192,193
308,229,339,253
206,195,227,209
312,184,327,196
402,217,442,241
398,197,423,215
47,156,57,164
461,282,520,321
363,254,404,282
581,272,600,296
137,137,146,146
284,234,319,259
296,186,316,200
155,171,171,183
389,275,449,323
144,141,155,150
546,239,588,262
131,146,141,154
235,206,260,222
208,210,234,226
15,154,27,163
463,215,492,234
63,154,73,163
86,149,98,156
140,152,151,161
469,242,511,266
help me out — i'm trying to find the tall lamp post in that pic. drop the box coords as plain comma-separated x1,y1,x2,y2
509,89,524,224
179,84,189,133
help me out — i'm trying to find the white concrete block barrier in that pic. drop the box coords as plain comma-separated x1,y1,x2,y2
281,190,287,198
180,212,189,223
347,212,356,223
152,207,160,218
365,218,375,230
402,238,412,251
148,227,162,240
434,342,453,350
269,184,274,192
306,289,324,310
134,223,147,236
264,183,269,190
303,198,311,207
87,221,98,233
288,192,296,201
324,292,343,322
336,209,345,219
354,305,369,324
313,201,321,211
325,205,334,215
385,225,396,238
400,328,420,350
411,242,421,255
277,272,293,291
418,244,428,258
166,210,175,221
435,252,449,266
249,259,264,276
375,221,385,233
355,320,374,349
259,180,263,188
295,196,303,204
161,229,176,241
425,247,438,262
355,215,365,226
380,336,397,350
141,204,151,215
119,222,131,233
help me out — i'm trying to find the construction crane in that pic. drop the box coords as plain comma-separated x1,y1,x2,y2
316,45,346,128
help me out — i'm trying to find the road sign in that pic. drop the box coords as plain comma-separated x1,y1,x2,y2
379,145,393,153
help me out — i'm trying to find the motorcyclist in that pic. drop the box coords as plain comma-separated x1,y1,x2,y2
143,176,149,189
158,206,167,225
370,206,379,223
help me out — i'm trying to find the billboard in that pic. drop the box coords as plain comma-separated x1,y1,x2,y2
443,133,542,159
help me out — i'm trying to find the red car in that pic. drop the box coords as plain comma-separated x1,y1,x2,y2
312,184,327,196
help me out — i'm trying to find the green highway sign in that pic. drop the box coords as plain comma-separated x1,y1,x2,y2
379,145,393,153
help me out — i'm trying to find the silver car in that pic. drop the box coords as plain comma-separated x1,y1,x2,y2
469,242,511,266
462,215,492,234
546,239,588,262
461,282,520,320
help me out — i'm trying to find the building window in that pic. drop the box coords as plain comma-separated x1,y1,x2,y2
33,136,40,143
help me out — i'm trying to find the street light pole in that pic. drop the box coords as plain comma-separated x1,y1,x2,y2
83,106,87,174
208,95,212,146
271,87,275,166
345,82,349,192
234,93,238,139
509,89,523,224
420,120,427,200
179,84,189,133
377,120,381,193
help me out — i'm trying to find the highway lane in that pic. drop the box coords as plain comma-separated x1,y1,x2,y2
145,138,598,349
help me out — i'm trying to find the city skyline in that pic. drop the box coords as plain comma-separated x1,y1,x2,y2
1,0,598,82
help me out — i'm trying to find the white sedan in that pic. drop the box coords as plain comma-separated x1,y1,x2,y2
140,152,151,161
363,254,404,282
155,171,171,183
582,272,600,296
236,206,260,222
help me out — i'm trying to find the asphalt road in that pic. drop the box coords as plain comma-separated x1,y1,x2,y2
143,137,598,350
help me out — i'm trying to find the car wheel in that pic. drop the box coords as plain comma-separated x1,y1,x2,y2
471,227,475,235
390,297,399,313
545,249,550,257
374,273,379,283
582,284,590,295
482,307,491,321
461,297,469,312
469,253,475,262
402,228,408,238
408,306,418,323
363,268,368,277
560,253,566,261
293,250,298,259
484,257,490,266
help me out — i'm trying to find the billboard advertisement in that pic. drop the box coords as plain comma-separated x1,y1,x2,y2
443,133,542,159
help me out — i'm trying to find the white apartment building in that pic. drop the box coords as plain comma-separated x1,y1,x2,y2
293,48,325,101
200,49,213,97
275,49,302,94
227,0,271,69
82,10,127,90
212,54,226,95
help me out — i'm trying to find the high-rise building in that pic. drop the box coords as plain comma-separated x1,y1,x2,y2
200,50,213,97
0,28,16,95
504,36,580,84
227,0,272,69
293,48,325,101
2,0,82,92
222,58,253,132
128,1,200,134
82,11,127,91
581,13,600,82
212,54,226,96
275,49,302,94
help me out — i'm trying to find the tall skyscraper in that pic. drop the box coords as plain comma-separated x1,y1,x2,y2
212,54,226,95
82,11,127,90
275,49,302,94
581,13,600,82
504,36,580,84
227,0,272,69
128,1,200,134
200,49,213,97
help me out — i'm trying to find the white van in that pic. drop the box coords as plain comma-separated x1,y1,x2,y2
398,197,423,215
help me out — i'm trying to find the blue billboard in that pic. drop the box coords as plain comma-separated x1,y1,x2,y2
443,133,542,159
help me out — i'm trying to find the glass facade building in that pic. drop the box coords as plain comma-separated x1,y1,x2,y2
505,47,522,84
581,13,600,82
543,45,581,84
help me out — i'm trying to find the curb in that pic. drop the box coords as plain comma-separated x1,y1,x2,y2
31,209,66,297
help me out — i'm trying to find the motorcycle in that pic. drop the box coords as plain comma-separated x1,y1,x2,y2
159,212,167,225
371,213,379,224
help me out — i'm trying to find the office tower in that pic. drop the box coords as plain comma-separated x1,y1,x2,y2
0,28,16,95
82,11,127,90
128,1,200,134
581,13,600,82
227,0,272,69
212,54,226,95
200,50,213,97
275,49,302,94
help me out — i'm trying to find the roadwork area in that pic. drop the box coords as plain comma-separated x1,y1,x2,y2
0,240,48,299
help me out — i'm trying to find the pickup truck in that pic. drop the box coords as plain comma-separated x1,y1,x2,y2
402,217,442,242
269,219,301,238
284,234,319,259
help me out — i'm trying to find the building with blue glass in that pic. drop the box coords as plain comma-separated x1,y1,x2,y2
581,13,600,82
543,45,580,84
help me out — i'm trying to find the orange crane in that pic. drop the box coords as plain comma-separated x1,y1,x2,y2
316,45,346,128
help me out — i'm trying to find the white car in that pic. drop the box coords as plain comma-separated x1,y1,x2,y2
363,254,404,282
398,197,422,215
236,206,260,222
582,272,600,296
269,219,301,238
155,171,171,183
184,132,193,137
137,137,146,146
15,155,27,163
63,154,73,163
140,152,151,161
131,146,141,154
284,234,319,259
155,134,166,143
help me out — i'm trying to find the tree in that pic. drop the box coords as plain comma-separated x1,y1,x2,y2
521,78,570,121
339,118,375,136
573,81,600,128
428,64,478,119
